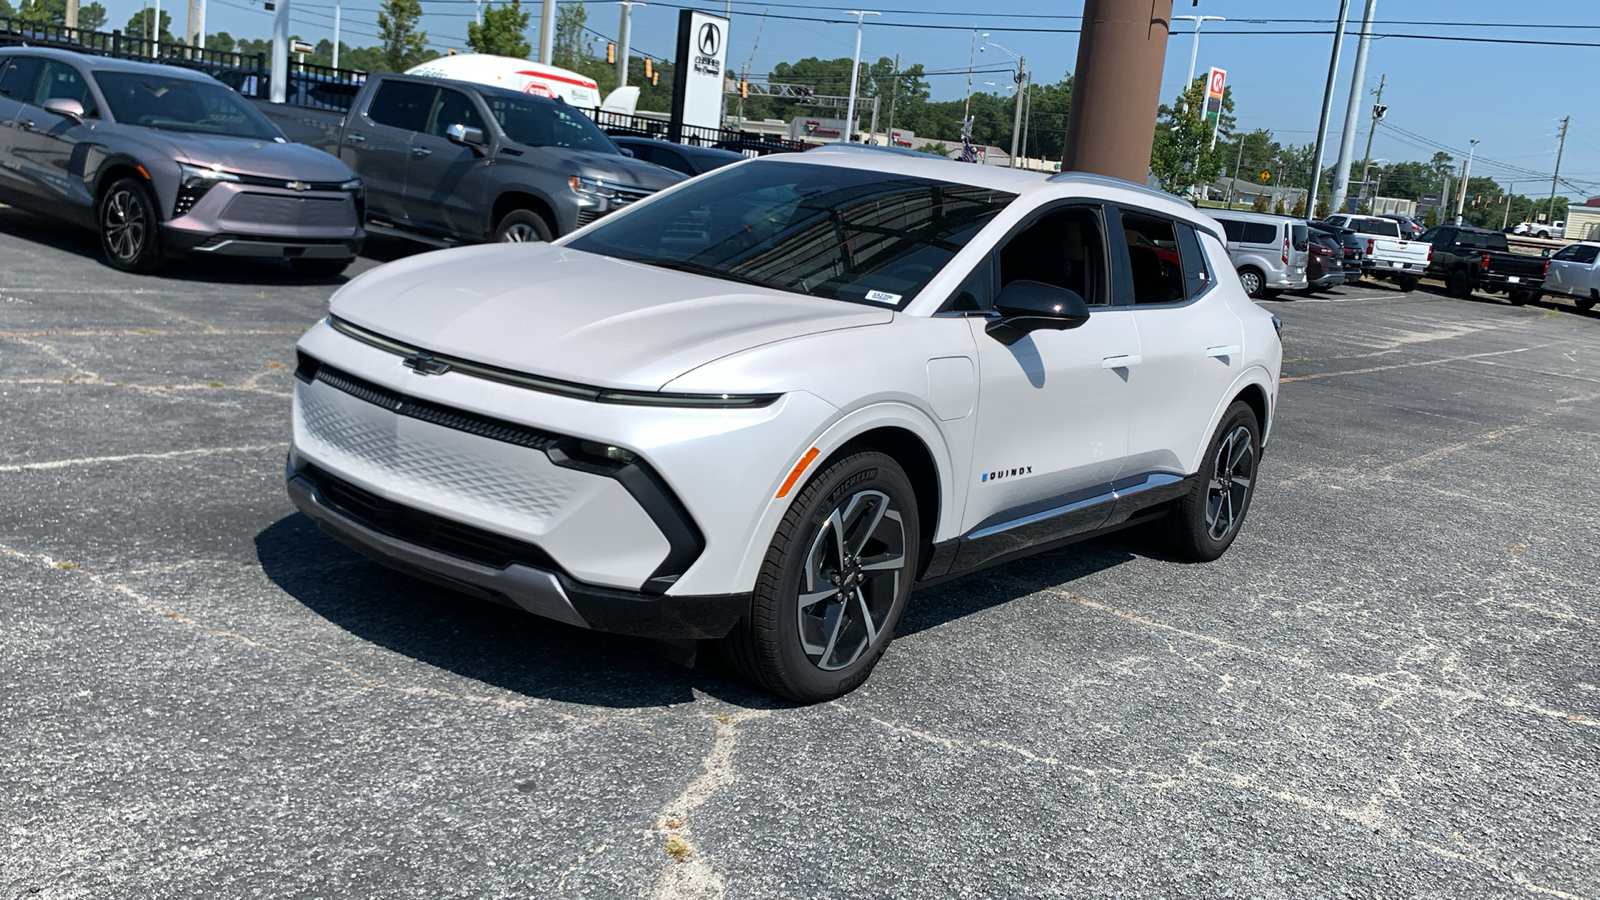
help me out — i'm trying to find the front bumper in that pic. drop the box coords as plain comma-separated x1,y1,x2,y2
287,464,748,639
164,182,364,259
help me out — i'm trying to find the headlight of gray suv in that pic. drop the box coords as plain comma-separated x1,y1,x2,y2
174,163,242,216
570,175,618,200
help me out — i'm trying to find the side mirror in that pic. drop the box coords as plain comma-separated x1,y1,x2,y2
985,280,1091,345
1542,249,1552,258
42,98,85,124
445,122,487,148
618,147,635,158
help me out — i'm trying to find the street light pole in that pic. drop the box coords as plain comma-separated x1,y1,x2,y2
1172,14,1225,101
616,0,643,90
983,39,1027,168
1308,0,1353,221
1454,139,1478,225
842,10,879,142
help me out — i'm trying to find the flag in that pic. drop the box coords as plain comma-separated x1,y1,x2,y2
960,137,977,163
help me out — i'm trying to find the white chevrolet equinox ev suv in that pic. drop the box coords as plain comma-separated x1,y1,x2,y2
287,146,1283,701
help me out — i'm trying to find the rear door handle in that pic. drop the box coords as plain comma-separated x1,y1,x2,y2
345,132,366,144
1205,345,1241,358
1102,354,1142,369
411,146,431,157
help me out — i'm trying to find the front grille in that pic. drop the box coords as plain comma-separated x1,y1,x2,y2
577,209,602,227
221,193,356,229
610,185,654,207
302,464,561,573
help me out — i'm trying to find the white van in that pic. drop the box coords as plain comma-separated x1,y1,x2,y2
1210,211,1310,297
405,54,638,115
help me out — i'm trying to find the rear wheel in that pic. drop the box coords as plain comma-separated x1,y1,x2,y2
493,209,553,243
1508,290,1535,306
289,257,354,279
1446,268,1474,298
1160,401,1261,562
1237,267,1266,298
1578,296,1597,312
99,177,165,273
722,450,919,702
1397,276,1420,292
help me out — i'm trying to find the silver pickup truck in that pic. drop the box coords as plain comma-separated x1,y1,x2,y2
1323,213,1430,291
256,72,684,246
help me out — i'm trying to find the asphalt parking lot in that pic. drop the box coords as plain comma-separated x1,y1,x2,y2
2,208,1597,899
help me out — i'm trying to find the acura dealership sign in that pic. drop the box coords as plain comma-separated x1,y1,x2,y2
670,9,731,139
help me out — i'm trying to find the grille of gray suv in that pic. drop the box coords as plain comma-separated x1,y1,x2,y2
221,194,355,229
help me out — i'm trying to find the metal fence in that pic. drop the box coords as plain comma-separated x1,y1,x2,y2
592,109,815,156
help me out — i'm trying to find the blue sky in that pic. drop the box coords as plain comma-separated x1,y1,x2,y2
129,0,1600,199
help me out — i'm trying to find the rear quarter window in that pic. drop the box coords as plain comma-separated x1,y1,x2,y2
1242,222,1278,244
1355,218,1401,237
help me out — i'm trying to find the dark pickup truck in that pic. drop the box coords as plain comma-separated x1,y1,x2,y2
1420,225,1548,304
254,72,683,245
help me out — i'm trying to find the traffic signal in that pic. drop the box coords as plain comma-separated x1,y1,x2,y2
644,57,653,79
741,79,748,98
607,41,616,64
651,71,659,86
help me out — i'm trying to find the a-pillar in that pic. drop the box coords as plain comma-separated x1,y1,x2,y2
1060,0,1174,183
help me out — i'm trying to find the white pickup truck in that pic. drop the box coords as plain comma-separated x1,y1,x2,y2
1324,213,1432,291
1513,220,1565,239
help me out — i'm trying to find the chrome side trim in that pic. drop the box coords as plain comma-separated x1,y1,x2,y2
966,472,1184,542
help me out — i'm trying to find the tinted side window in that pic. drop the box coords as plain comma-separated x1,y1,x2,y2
1570,245,1599,264
651,148,695,177
1175,224,1212,300
34,61,98,117
1242,222,1277,244
0,56,44,102
422,87,482,137
998,206,1107,305
365,80,434,132
1551,245,1581,261
1120,212,1186,305
1217,218,1246,243
943,255,995,312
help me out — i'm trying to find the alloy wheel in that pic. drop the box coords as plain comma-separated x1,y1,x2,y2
1205,425,1255,541
500,223,542,242
1239,270,1261,296
103,188,146,262
796,489,907,671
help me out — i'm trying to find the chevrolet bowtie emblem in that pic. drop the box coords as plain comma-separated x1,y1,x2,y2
286,180,311,191
402,353,451,376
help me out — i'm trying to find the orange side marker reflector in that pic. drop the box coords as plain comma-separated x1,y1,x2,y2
135,165,151,180
776,447,820,499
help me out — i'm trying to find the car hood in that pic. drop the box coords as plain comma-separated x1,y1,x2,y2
534,145,686,191
329,243,893,391
134,130,354,181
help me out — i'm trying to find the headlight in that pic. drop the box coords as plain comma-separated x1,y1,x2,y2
340,178,363,193
569,175,617,199
178,162,242,189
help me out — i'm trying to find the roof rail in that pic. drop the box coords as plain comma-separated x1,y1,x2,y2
806,143,948,161
1047,170,1192,206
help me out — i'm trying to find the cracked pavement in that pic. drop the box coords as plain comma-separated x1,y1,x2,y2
1,206,1597,898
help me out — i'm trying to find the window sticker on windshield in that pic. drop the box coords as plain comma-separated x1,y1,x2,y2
865,290,901,305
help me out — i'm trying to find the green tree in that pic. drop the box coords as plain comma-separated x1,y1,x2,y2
1150,79,1231,196
1251,192,1270,212
552,0,591,70
205,31,235,52
1291,195,1306,217
0,0,13,17
1314,192,1329,218
467,0,531,58
917,141,949,157
78,0,105,30
123,7,174,43
378,0,429,71
18,0,106,30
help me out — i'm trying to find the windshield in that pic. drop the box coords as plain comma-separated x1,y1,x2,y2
482,95,617,153
565,160,1016,307
92,71,282,140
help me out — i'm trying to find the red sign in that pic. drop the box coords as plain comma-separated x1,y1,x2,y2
1207,67,1226,100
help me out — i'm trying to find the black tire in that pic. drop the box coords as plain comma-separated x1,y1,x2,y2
1160,401,1261,562
1537,230,1550,239
98,177,165,273
722,450,919,702
492,208,553,243
1577,296,1597,312
1508,290,1534,306
1237,266,1266,298
289,257,354,279
1397,276,1420,292
1446,268,1474,299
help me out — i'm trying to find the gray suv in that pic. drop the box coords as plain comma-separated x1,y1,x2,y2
0,49,364,275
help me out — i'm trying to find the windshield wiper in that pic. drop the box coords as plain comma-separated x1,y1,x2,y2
639,258,804,294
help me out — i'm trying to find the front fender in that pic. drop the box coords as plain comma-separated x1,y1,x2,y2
726,401,956,597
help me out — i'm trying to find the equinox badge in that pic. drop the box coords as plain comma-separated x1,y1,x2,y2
403,353,451,376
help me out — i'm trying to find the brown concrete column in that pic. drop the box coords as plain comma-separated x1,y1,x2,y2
1060,0,1174,182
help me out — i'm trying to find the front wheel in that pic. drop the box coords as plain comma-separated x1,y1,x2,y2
99,177,165,273
722,450,919,702
492,209,553,243
1160,401,1261,562
1577,296,1597,312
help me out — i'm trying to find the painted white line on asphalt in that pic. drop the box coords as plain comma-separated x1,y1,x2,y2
0,444,282,473
1281,346,1536,383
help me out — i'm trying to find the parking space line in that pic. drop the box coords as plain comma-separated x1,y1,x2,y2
1282,346,1535,383
0,444,283,474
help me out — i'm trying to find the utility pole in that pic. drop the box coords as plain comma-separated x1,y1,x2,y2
1308,0,1353,220
152,0,161,56
1502,181,1516,231
616,0,642,90
842,10,879,142
1547,116,1569,225
1226,138,1243,208
1357,73,1385,209
65,0,78,28
539,0,556,64
884,53,899,148
1009,58,1026,167
1330,0,1377,214
332,1,340,68
1454,139,1478,225
270,0,288,102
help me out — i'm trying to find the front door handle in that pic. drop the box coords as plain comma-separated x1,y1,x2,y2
17,119,35,131
345,132,366,144
1205,345,1241,358
1102,354,1142,369
411,146,431,157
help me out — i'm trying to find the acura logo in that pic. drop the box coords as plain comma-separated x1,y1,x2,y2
698,22,721,56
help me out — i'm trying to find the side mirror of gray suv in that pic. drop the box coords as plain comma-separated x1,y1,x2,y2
43,98,85,124
986,280,1091,345
446,123,487,148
